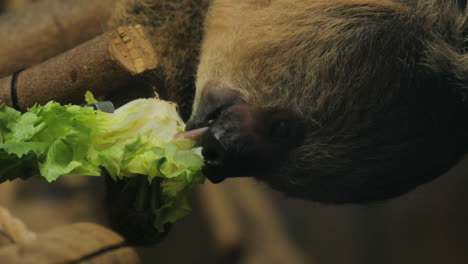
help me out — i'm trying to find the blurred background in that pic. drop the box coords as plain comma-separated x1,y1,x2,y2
0,0,38,10
1,155,468,264
1,0,468,263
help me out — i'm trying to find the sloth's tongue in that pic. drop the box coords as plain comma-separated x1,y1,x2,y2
175,127,209,141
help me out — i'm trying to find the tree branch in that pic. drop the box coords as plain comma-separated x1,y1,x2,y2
0,222,140,264
0,0,117,78
0,25,158,110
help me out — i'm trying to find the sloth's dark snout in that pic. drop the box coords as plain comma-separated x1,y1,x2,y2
186,103,260,183
184,82,306,183
199,129,229,183
195,104,256,183
184,84,246,183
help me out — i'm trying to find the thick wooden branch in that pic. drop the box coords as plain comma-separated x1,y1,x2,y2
0,222,140,264
0,0,117,78
0,25,158,110
0,207,35,247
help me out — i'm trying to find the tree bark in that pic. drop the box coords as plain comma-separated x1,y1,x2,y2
0,222,141,264
0,25,158,110
0,0,117,78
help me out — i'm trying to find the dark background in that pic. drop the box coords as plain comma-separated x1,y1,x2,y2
1,1,468,263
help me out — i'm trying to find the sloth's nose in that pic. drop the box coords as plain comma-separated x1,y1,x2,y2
186,82,243,131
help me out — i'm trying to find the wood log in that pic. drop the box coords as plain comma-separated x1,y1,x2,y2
0,222,141,264
0,24,158,110
0,0,117,78
0,207,36,247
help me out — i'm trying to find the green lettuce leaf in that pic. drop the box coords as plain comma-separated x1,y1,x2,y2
84,91,98,104
0,95,205,231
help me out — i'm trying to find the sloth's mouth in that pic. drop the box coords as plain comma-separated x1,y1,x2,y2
178,84,245,183
175,128,228,184
177,105,231,184
181,104,248,184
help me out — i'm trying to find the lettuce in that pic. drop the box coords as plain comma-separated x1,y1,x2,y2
0,93,204,231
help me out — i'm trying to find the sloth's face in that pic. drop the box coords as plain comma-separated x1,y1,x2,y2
183,0,468,203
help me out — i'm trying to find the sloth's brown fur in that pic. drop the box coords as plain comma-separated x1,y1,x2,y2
110,0,468,203
108,0,210,119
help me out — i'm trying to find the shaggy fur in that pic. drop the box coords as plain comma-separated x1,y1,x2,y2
111,0,468,203
108,0,210,119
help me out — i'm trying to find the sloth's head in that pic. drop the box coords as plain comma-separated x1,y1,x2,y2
184,0,468,203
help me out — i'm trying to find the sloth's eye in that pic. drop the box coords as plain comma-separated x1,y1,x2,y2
270,120,290,140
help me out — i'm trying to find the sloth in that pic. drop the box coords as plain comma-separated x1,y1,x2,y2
110,0,468,204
